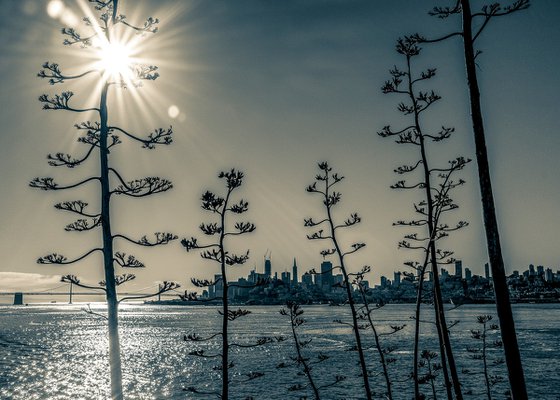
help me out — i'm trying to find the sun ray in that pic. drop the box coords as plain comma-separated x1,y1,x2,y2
44,0,201,159
98,41,132,79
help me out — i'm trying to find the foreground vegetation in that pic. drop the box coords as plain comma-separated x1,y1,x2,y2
32,0,533,399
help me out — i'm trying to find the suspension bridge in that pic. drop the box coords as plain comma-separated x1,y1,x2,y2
0,283,183,305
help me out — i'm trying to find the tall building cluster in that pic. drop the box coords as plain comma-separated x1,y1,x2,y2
202,255,560,304
203,255,370,302
374,260,560,303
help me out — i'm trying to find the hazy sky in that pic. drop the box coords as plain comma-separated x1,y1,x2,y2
0,0,559,296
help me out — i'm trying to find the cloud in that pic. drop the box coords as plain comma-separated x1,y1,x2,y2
0,272,62,291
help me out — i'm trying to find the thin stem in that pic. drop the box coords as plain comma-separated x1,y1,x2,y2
220,187,232,400
406,50,463,400
289,307,321,400
358,286,392,400
459,2,527,398
323,172,372,400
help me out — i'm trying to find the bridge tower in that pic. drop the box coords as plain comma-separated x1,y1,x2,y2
13,292,23,305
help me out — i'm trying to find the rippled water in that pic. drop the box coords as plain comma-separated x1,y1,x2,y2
0,303,558,399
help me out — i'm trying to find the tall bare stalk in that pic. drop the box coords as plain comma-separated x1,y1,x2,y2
379,37,470,399
33,2,177,397
412,2,530,397
304,161,372,400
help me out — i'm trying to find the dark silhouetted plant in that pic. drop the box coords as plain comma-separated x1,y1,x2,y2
279,301,346,399
32,1,177,398
354,266,405,400
418,349,443,400
182,169,273,400
464,315,505,400
378,37,470,400
411,2,530,398
304,161,372,400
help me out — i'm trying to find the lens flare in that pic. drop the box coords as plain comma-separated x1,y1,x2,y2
168,105,180,119
98,41,133,81
47,0,64,18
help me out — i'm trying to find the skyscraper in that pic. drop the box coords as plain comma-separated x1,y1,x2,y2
485,262,491,280
213,274,223,298
394,271,401,286
281,271,291,285
292,258,298,284
380,276,388,288
545,268,554,282
455,260,463,278
320,260,333,290
465,267,472,281
302,272,313,286
264,257,271,278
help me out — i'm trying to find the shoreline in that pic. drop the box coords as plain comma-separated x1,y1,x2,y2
2,298,559,307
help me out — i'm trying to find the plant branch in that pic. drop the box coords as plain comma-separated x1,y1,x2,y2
37,248,103,264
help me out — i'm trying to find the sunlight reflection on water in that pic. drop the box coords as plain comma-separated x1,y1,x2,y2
0,303,558,399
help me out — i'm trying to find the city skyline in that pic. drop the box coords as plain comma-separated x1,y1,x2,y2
4,255,557,305
1,0,559,294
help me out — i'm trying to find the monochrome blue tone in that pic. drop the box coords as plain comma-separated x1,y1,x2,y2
0,304,558,399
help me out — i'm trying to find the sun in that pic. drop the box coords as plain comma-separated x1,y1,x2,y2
97,40,134,81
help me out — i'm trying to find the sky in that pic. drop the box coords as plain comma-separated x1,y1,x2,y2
0,0,559,298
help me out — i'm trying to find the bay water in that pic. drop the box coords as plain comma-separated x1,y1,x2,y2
0,303,558,399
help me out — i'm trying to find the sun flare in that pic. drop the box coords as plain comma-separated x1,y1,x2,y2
97,40,134,81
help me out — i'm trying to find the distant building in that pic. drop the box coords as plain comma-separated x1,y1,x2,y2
465,267,472,281
302,272,314,286
333,274,344,288
441,268,449,281
212,274,223,298
265,257,272,278
485,263,491,280
455,260,463,278
193,255,560,305
321,260,333,291
545,268,554,282
281,271,291,286
394,271,401,286
13,292,23,305
380,276,388,288
248,269,266,284
232,278,250,298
